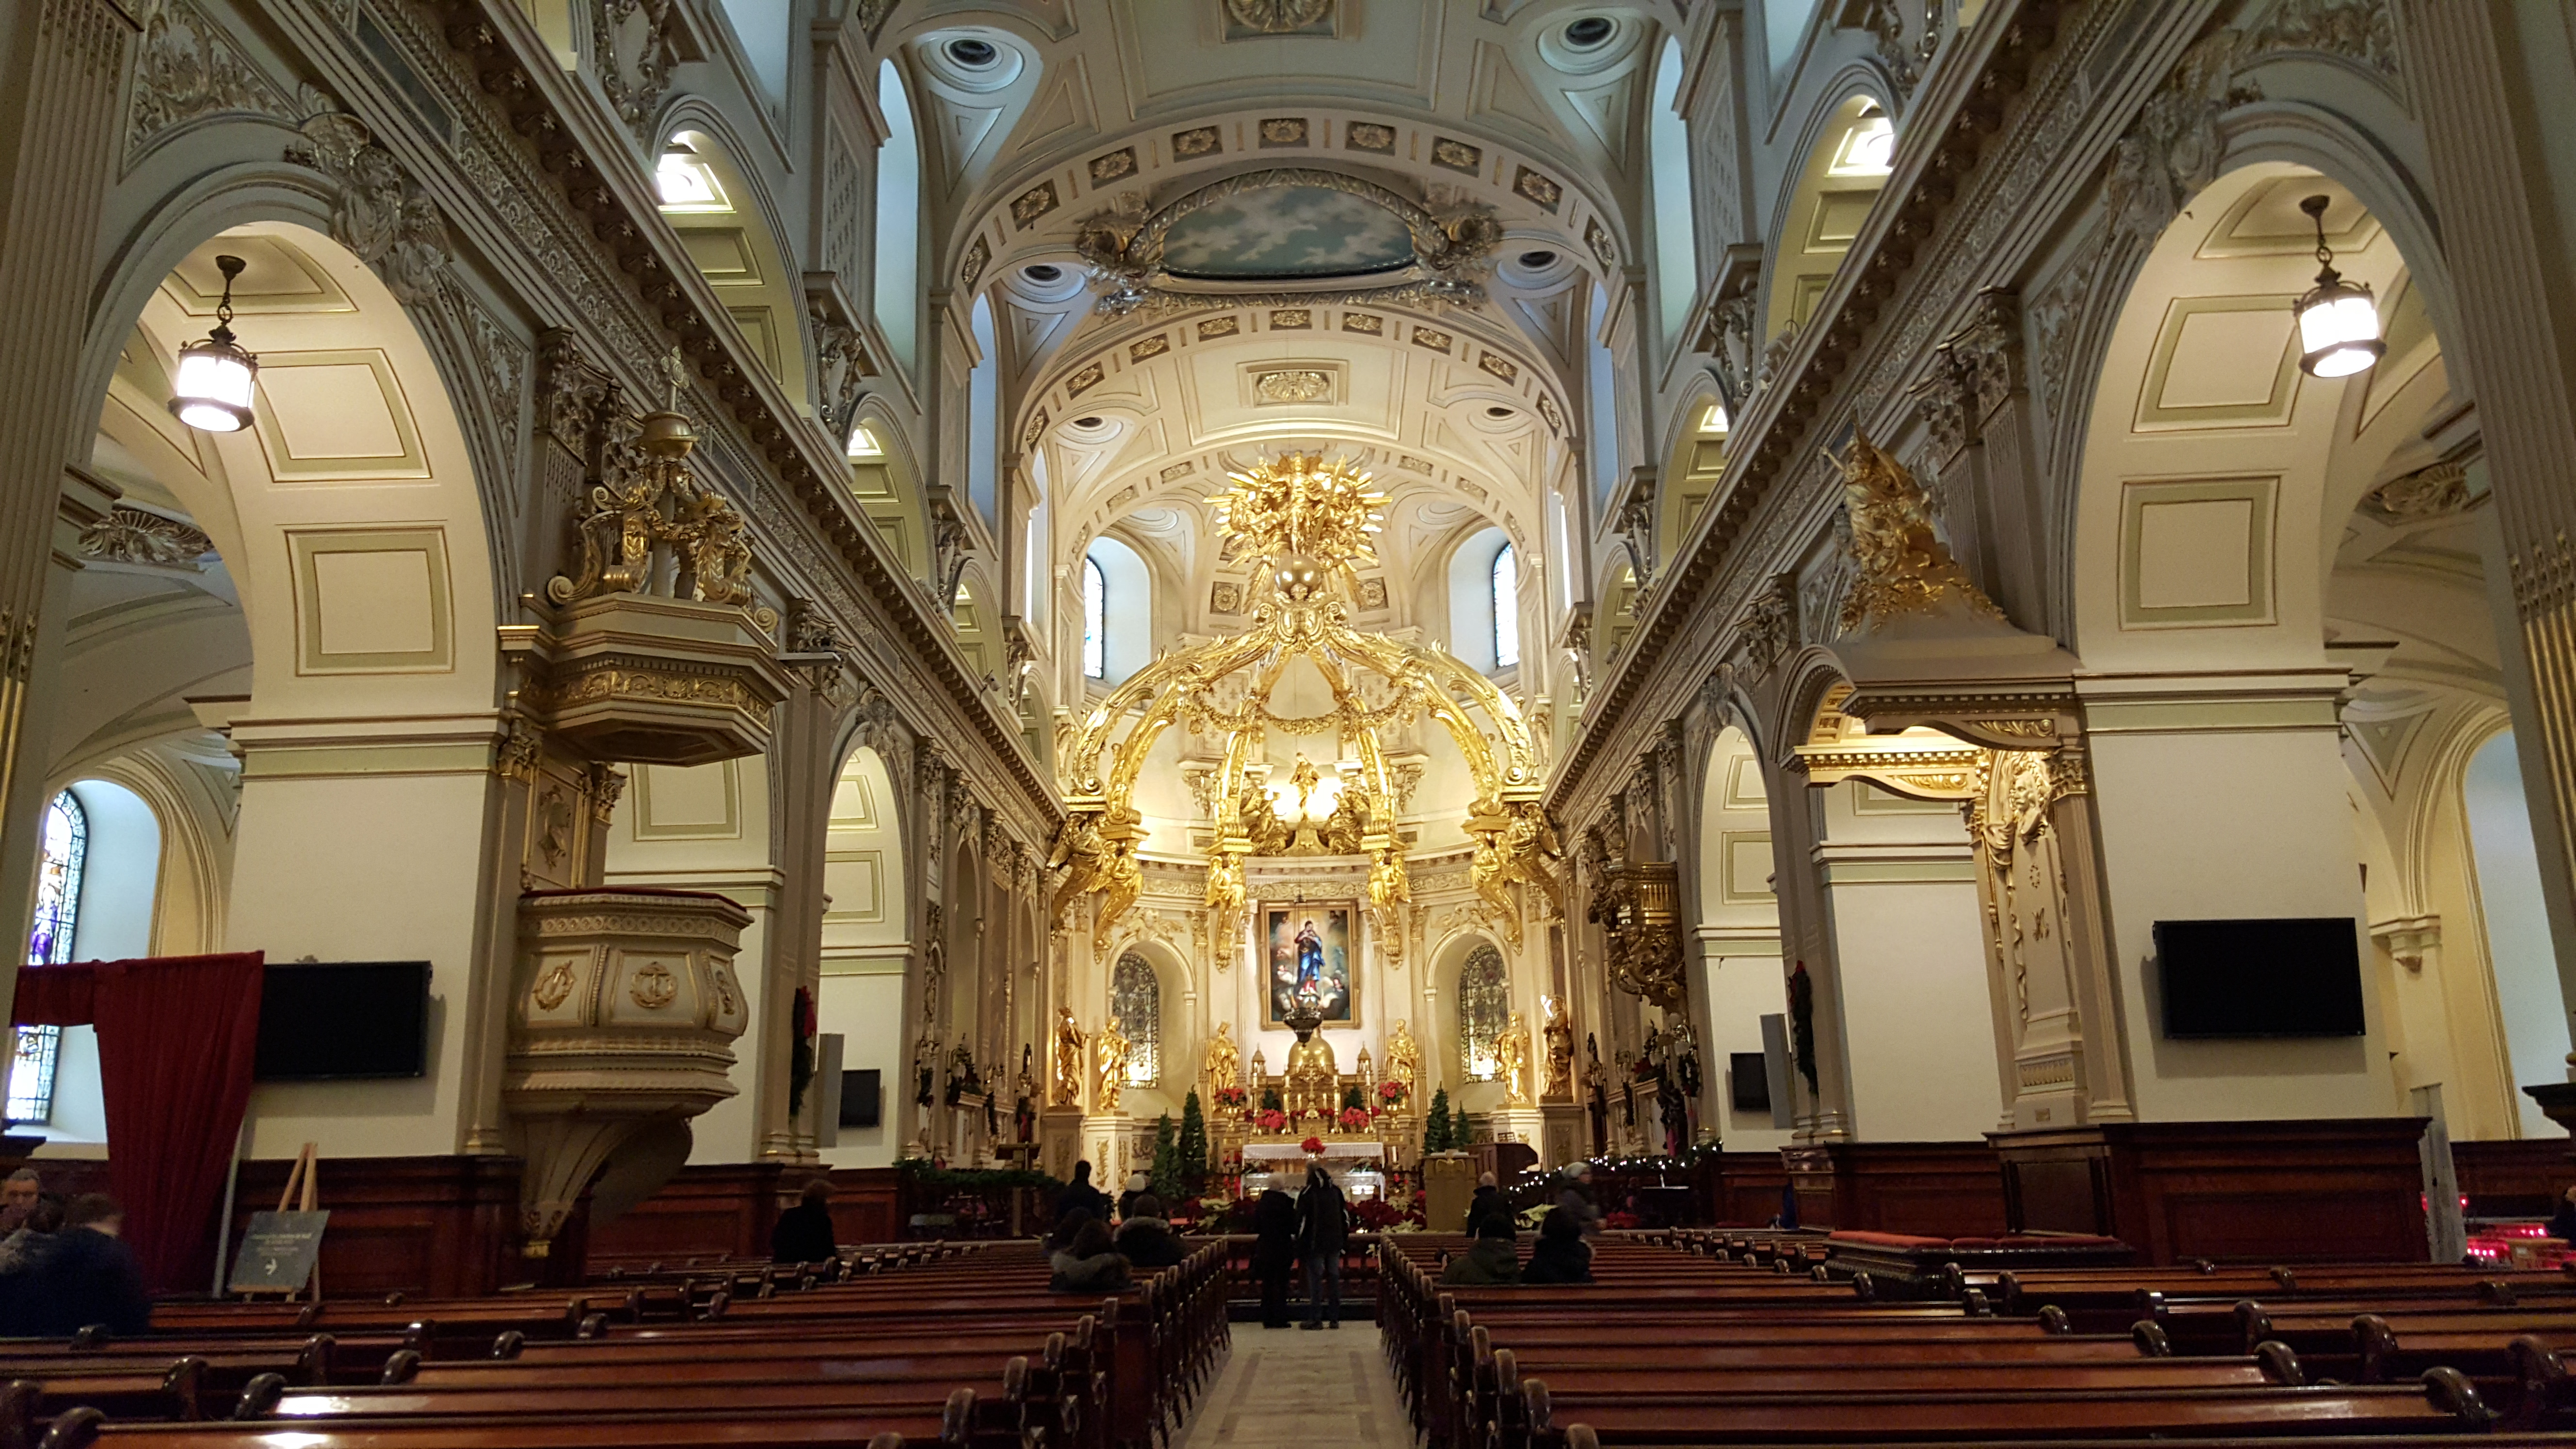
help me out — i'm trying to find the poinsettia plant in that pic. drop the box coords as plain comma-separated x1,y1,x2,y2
1336,1108,1372,1132
1377,1079,1407,1107
1213,1086,1248,1110
1256,1109,1288,1132
1300,1134,1326,1154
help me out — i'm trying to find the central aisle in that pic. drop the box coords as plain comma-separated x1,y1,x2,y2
1174,1320,1414,1449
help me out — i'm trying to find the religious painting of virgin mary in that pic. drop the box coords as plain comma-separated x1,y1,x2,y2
1263,904,1356,1028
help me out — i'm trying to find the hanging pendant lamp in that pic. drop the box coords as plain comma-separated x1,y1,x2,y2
2293,194,2384,379
168,254,259,433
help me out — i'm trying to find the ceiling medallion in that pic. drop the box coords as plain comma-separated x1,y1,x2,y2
1223,0,1333,36
1051,452,1562,957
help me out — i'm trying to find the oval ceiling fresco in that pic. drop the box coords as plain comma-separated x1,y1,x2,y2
1159,184,1417,280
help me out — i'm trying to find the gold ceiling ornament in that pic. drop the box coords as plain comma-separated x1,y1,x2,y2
1049,451,1558,950
1831,428,2003,634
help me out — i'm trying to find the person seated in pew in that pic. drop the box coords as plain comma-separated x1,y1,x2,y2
1555,1163,1603,1239
6,1193,147,1339
1464,1172,1507,1239
1519,1207,1594,1285
0,1175,59,1273
1113,1193,1188,1270
1442,1213,1521,1286
1118,1171,1151,1223
772,1177,839,1265
2550,1185,2576,1242
1049,1216,1131,1292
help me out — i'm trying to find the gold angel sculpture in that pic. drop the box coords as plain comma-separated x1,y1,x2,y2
1541,995,1575,1102
1383,1019,1422,1110
1494,1011,1534,1107
1202,1021,1242,1095
1094,1020,1134,1114
1834,427,2003,631
1051,1006,1086,1109
1468,801,1562,947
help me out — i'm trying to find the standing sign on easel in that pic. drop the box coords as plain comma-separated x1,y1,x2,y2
228,1142,326,1299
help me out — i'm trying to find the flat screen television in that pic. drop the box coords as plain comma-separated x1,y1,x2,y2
1728,1052,1771,1113
2154,918,2365,1039
254,961,431,1080
839,1069,882,1128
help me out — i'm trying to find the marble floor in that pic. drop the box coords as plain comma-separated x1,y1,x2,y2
1174,1317,1414,1449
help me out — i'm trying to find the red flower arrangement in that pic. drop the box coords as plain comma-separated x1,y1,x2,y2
1336,1108,1372,1132
1376,1079,1407,1106
1213,1086,1249,1110
1256,1110,1288,1132
1300,1134,1326,1154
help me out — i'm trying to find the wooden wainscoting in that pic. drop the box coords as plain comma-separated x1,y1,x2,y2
584,1162,786,1271
1991,1118,2431,1265
227,1155,521,1298
2452,1137,2571,1219
1781,1142,2010,1237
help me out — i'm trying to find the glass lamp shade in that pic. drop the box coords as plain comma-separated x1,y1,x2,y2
169,333,258,432
2295,268,2384,378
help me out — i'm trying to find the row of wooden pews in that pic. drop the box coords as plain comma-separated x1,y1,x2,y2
3,1238,1228,1449
1381,1229,2576,1449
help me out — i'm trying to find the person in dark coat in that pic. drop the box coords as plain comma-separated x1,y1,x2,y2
1048,1216,1130,1292
10,1194,147,1339
771,1178,839,1265
1250,1187,1298,1328
1555,1163,1604,1238
1442,1213,1521,1285
1294,1161,1348,1329
1117,1172,1151,1223
1112,1194,1188,1270
1053,1160,1111,1228
2550,1187,2576,1242
1520,1207,1594,1285
1464,1172,1506,1238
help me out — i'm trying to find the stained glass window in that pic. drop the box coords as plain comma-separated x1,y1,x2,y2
9,790,84,1123
1082,557,1106,679
1491,544,1519,670
1111,951,1159,1087
1457,945,1508,1082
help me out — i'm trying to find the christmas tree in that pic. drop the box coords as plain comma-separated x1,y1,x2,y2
1149,1112,1181,1205
1177,1091,1209,1199
1423,1088,1453,1153
1452,1103,1474,1147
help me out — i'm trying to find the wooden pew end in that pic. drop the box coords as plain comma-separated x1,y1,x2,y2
2511,1334,2567,1427
2254,1339,2305,1386
1,1378,41,1449
941,1386,977,1449
489,1330,525,1360
34,1407,100,1449
233,1372,287,1420
2034,1304,2069,1335
294,1334,334,1386
2353,1314,2398,1383
2424,1365,2498,1429
161,1356,207,1421
2132,1320,2174,1357
1849,1271,1875,1303
378,1350,422,1386
1564,1426,1599,1449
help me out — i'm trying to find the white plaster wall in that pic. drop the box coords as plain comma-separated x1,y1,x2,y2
816,971,903,1167
1697,939,1788,1151
228,771,491,1159
2088,711,2399,1121
1814,782,1997,1142
2463,731,2566,1136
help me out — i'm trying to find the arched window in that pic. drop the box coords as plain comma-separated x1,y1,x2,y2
1586,282,1621,505
1648,36,1697,344
1456,945,1509,1081
966,294,998,529
873,60,921,375
1491,544,1520,669
1111,951,1160,1087
1082,556,1107,678
10,791,86,1123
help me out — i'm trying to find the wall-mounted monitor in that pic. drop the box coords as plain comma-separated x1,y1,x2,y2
839,1068,882,1128
1728,1052,1772,1113
2154,918,2365,1039
254,961,431,1080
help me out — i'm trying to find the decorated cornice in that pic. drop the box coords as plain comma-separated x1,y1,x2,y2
375,0,1060,833
1547,0,2115,818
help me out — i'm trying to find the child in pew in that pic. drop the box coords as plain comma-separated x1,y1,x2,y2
1520,1208,1594,1285
1442,1213,1522,1285
1049,1216,1132,1292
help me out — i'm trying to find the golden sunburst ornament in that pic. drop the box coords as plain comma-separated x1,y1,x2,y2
1208,452,1388,577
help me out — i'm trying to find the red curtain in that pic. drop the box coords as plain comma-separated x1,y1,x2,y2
12,953,265,1294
